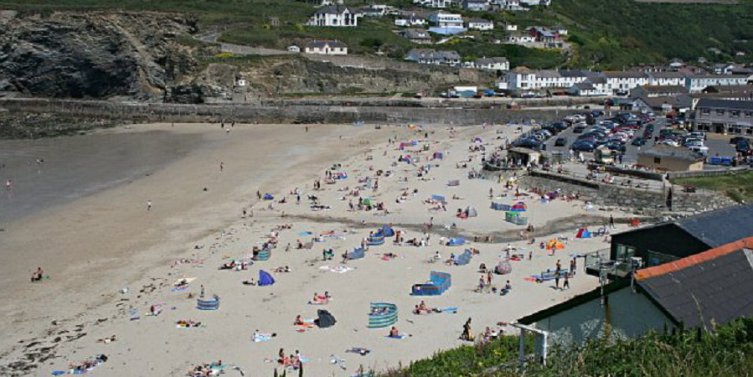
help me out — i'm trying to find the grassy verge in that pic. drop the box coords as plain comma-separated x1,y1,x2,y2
673,171,753,203
380,318,753,377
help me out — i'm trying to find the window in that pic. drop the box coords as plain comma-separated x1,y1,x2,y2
716,110,725,116
745,111,753,117
647,250,678,267
702,109,711,115
732,111,741,117
654,157,661,164
615,244,636,262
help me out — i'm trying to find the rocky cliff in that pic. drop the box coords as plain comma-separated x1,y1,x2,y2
0,11,199,101
0,10,493,104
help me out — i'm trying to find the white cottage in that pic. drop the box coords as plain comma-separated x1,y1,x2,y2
307,5,361,27
304,40,348,55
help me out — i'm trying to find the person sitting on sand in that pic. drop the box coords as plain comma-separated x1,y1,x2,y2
479,263,488,273
242,278,256,286
445,253,456,265
388,326,400,338
30,267,44,282
294,315,304,326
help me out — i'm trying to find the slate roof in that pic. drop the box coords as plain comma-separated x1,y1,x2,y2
649,71,686,79
475,57,508,65
673,204,753,248
314,5,355,15
637,94,693,110
696,98,753,111
636,237,753,329
604,71,648,79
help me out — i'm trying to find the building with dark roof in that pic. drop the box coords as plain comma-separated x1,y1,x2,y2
307,5,361,27
303,40,348,55
693,98,753,134
519,237,753,349
591,204,753,279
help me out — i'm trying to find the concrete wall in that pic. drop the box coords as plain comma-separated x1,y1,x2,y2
534,287,674,348
0,98,585,126
637,155,704,172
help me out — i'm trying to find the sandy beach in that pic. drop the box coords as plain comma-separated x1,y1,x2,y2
0,122,632,377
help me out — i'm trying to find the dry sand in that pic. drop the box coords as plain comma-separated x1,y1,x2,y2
0,122,633,377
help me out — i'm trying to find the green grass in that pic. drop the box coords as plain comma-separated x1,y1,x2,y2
673,171,753,203
381,317,753,377
1,0,752,69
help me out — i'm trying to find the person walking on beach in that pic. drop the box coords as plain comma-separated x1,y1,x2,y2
609,214,615,229
220,162,224,172
200,285,205,299
147,200,152,211
563,274,570,290
554,273,560,289
5,179,11,191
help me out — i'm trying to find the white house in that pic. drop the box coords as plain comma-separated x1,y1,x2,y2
603,71,650,94
287,45,301,53
503,22,518,31
304,40,348,55
685,74,752,93
427,12,464,28
472,57,509,71
648,71,685,87
507,32,535,44
397,28,432,44
394,13,426,27
405,48,461,66
307,5,361,27
505,68,596,91
519,0,551,6
466,19,494,31
414,0,452,8
462,0,490,11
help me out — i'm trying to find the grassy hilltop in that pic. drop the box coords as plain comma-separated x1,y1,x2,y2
1,0,751,69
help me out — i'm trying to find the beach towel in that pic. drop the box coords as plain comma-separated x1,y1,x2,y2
298,231,313,236
386,334,408,339
439,307,458,313
253,334,274,342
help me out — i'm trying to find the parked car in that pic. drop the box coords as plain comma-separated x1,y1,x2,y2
555,137,568,146
571,140,595,152
731,136,749,145
573,125,586,133
605,141,626,152
631,137,646,146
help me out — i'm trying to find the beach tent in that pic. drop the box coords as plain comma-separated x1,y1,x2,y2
379,225,395,237
447,179,460,187
367,234,385,246
362,198,375,207
511,202,527,212
447,237,465,246
453,250,472,265
576,227,592,239
495,260,512,275
491,201,511,211
473,137,483,144
431,194,447,204
315,309,337,328
263,193,274,200
465,206,478,218
368,303,398,329
197,296,220,310
433,151,444,160
258,270,275,286
545,239,565,251
411,271,451,296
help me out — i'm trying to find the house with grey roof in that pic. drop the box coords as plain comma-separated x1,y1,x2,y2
685,74,752,93
397,28,432,44
693,98,753,134
466,18,493,31
469,57,509,71
462,0,490,11
307,5,361,27
637,144,705,171
404,48,460,66
648,71,686,87
517,236,753,351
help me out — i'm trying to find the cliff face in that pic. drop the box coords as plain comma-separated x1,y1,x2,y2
0,11,199,100
0,11,492,104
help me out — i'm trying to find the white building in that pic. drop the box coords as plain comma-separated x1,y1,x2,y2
405,48,461,66
304,40,348,55
394,13,426,27
507,32,535,44
414,0,452,8
648,71,685,87
519,0,551,6
685,74,752,93
503,23,518,31
603,71,650,94
287,45,301,53
307,5,361,27
427,12,464,28
462,0,490,11
471,57,509,71
466,19,494,31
